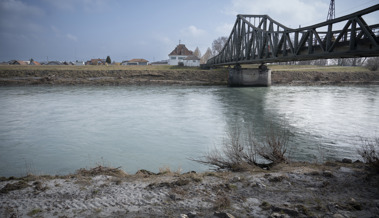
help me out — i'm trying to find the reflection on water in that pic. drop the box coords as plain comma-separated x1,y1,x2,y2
0,85,378,177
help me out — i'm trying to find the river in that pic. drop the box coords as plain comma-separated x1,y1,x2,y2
0,85,378,177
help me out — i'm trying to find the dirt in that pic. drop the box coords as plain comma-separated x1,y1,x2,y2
1,162,378,217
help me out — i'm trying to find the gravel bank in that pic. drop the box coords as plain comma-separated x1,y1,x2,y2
1,162,378,217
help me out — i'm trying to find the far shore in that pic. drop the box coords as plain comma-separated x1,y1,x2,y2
1,161,378,217
0,65,379,86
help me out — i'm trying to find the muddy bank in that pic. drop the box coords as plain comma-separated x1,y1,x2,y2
1,67,379,86
0,162,378,217
0,69,229,86
272,71,379,85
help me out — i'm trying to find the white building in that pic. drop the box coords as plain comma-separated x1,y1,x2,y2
183,55,200,67
168,44,193,65
75,61,85,66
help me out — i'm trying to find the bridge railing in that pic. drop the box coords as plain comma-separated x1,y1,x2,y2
207,4,379,66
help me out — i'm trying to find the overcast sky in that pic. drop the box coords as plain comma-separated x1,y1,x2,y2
0,0,378,62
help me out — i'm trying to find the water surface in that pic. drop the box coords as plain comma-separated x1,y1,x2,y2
0,85,378,177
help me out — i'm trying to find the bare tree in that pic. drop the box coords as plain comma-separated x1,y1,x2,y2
365,57,379,71
193,47,202,59
312,59,328,66
200,47,213,64
212,36,228,56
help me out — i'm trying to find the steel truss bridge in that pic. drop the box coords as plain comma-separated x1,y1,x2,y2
207,4,379,66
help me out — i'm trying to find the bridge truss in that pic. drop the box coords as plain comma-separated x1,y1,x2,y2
207,4,379,66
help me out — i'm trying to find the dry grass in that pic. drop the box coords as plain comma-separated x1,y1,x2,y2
357,137,379,172
75,165,128,178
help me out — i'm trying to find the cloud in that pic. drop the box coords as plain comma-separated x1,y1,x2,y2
0,0,46,37
226,0,328,27
51,26,78,42
0,0,45,17
42,0,111,13
181,25,206,38
66,34,78,42
215,23,234,37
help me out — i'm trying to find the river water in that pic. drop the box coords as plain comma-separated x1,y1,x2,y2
0,85,378,177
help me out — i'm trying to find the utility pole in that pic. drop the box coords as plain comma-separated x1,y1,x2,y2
327,0,335,20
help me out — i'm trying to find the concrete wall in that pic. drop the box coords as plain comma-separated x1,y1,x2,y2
168,55,188,65
228,67,271,87
183,60,200,67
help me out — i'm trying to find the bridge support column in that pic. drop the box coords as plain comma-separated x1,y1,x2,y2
228,65,271,87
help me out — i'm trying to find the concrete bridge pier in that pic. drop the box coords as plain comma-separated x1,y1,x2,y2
228,64,271,87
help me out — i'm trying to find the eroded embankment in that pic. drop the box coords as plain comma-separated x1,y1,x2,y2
272,71,379,85
0,69,229,86
1,68,379,85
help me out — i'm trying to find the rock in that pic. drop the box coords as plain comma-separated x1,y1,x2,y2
270,212,290,218
348,198,362,210
259,201,271,210
213,211,235,218
245,198,260,205
271,206,299,217
169,194,178,201
339,167,353,173
342,158,352,163
186,212,197,218
180,214,189,218
256,182,266,188
332,214,344,218
230,176,241,183
323,170,334,178
268,175,286,182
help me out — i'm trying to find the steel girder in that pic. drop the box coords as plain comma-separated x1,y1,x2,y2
207,4,379,66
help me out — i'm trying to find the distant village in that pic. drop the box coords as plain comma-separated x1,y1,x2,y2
1,44,212,68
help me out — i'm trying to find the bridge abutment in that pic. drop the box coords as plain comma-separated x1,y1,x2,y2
228,66,271,87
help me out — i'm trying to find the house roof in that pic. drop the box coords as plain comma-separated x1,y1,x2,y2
169,44,193,56
30,61,41,65
128,58,148,63
184,55,200,60
9,60,27,65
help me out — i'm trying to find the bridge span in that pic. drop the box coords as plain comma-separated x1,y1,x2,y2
206,5,379,86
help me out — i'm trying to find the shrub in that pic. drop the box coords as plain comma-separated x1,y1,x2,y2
192,122,291,171
365,57,379,71
357,137,379,172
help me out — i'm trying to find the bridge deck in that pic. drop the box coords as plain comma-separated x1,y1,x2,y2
207,4,379,66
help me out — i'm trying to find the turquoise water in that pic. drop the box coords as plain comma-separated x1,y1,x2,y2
0,85,378,177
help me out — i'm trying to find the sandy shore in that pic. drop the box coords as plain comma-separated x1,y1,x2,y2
1,162,378,217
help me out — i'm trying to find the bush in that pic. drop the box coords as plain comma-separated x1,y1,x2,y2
192,122,291,171
357,137,379,172
365,57,379,71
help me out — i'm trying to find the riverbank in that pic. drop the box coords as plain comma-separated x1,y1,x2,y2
0,162,378,218
1,65,379,86
0,65,228,86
